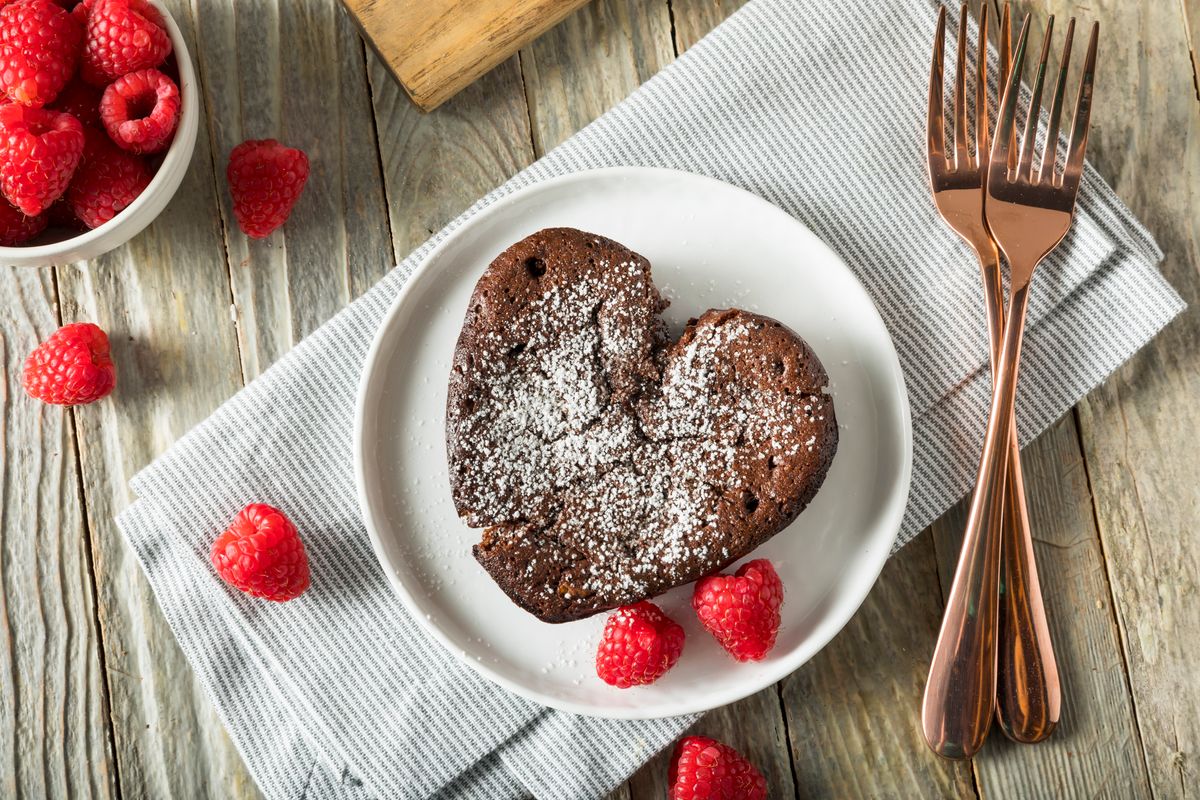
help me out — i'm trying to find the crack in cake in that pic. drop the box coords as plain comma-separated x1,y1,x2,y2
446,227,838,622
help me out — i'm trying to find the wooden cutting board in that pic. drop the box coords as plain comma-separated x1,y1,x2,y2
342,0,591,112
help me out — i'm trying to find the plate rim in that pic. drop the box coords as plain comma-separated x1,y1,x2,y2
354,166,914,719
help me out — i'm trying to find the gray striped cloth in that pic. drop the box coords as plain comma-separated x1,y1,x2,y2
116,0,1184,798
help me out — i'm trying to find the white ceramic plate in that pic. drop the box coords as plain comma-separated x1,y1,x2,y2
355,167,911,719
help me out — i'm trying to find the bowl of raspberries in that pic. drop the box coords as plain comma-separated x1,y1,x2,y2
0,0,198,266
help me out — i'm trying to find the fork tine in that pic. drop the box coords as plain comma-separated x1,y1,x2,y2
953,4,970,167
1038,18,1075,184
928,6,947,166
1000,3,1016,172
990,13,1030,183
1018,16,1054,181
1062,22,1099,192
974,2,990,163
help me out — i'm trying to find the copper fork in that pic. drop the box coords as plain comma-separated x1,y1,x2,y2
922,4,1071,758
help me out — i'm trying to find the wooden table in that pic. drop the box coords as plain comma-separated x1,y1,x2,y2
2,1,1196,797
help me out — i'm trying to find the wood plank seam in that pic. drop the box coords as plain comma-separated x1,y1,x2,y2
1068,403,1158,792
771,682,802,800
65,413,124,800
665,0,680,58
1179,0,1200,101
352,36,401,272
51,268,124,800
182,1,251,390
515,49,541,162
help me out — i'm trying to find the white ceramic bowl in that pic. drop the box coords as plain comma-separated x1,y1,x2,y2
0,0,199,267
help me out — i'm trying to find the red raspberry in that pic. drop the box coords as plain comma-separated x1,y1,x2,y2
668,736,767,800
67,126,150,227
226,139,309,239
21,322,115,405
211,504,311,602
80,0,169,85
691,559,783,662
595,601,685,688
0,0,76,7
0,103,83,214
51,78,103,128
0,197,46,243
99,67,176,153
0,0,82,107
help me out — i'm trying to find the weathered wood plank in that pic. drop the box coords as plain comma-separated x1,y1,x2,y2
604,783,631,800
519,0,675,154
0,270,116,800
668,0,747,53
367,51,535,262
1067,0,1200,794
52,1,261,796
1185,0,1200,106
932,416,1152,797
192,0,394,376
781,533,976,797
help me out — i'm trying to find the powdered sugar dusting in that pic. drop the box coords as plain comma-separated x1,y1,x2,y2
447,231,836,619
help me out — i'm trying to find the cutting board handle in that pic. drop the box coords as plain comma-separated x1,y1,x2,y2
343,0,593,111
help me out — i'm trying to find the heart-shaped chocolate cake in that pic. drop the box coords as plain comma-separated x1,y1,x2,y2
446,228,837,622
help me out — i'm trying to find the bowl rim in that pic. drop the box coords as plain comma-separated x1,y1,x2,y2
0,0,198,261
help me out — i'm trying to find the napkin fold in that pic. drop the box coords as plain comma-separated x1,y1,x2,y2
117,0,1185,798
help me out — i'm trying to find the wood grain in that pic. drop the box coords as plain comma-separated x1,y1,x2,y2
344,0,591,111
1185,0,1200,106
2,0,1196,796
519,0,674,154
52,2,260,797
668,0,748,53
0,270,115,799
932,416,1152,797
366,51,535,261
1067,0,1200,795
192,0,394,377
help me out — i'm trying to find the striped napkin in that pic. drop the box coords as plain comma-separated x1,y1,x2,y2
116,0,1184,798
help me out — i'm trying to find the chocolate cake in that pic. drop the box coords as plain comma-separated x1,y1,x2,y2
446,227,838,623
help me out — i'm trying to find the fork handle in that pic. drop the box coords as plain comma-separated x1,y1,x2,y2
922,284,1031,759
996,438,1061,742
977,257,1062,744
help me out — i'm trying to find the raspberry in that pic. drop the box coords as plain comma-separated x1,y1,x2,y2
226,139,309,239
595,601,685,688
80,0,170,85
99,67,176,153
67,125,150,227
0,0,76,7
211,504,310,602
668,736,767,800
0,0,82,107
21,322,115,405
0,103,83,214
0,197,46,244
691,559,783,662
51,78,102,128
